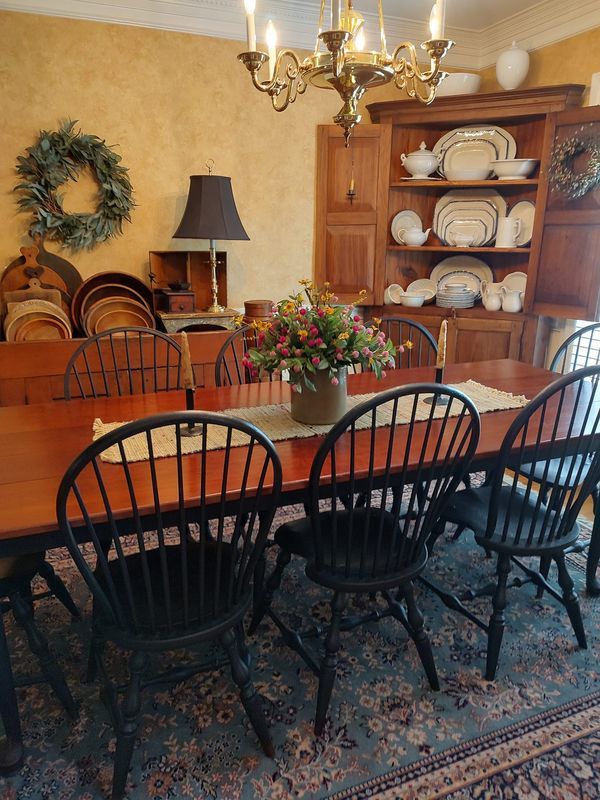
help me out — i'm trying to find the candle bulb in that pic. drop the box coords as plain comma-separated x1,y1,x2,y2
180,331,196,391
438,0,446,38
429,3,441,39
436,319,447,371
244,0,257,51
266,20,277,81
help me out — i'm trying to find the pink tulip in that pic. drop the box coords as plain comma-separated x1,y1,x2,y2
331,376,339,385
312,356,320,365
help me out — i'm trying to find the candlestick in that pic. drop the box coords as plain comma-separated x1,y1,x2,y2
429,3,441,39
244,0,257,51
266,20,277,81
438,0,446,38
180,331,195,391
436,319,447,370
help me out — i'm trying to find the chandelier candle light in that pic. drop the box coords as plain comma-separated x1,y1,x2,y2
239,0,454,145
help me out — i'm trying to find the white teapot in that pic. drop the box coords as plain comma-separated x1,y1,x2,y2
400,142,440,179
403,227,431,246
501,286,524,313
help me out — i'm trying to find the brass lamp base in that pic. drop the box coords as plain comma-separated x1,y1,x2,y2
206,303,226,313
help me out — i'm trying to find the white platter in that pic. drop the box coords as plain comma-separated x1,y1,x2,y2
502,271,527,293
508,200,535,246
391,209,422,244
436,203,497,245
434,190,506,245
433,125,517,178
441,139,496,178
430,256,494,293
442,218,489,247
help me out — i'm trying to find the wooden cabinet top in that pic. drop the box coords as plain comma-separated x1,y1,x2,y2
367,84,585,125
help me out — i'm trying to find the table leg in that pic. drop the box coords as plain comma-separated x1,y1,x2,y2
0,613,24,775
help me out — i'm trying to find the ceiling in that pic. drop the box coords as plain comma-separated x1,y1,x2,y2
3,0,600,69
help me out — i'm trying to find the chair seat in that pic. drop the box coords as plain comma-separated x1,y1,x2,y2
275,508,426,579
443,485,580,554
0,552,45,586
519,454,592,489
96,541,246,637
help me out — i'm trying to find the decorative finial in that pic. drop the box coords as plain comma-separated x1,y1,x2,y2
206,158,215,176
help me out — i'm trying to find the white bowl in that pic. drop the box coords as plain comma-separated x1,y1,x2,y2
445,167,491,181
491,159,539,180
384,283,404,304
400,292,426,307
436,72,481,97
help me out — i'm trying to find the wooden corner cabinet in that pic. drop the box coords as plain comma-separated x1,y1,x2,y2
315,85,600,365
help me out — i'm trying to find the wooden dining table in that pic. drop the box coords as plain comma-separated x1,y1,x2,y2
0,358,596,773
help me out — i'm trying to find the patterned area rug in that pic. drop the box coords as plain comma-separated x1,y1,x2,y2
1,506,599,800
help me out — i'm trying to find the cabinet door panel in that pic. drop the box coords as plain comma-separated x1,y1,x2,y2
326,136,380,214
325,225,376,298
452,319,524,363
529,107,600,321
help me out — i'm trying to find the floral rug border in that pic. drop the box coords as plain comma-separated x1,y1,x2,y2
327,691,600,799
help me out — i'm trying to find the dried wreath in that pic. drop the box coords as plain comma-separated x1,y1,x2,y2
550,134,600,200
15,120,134,250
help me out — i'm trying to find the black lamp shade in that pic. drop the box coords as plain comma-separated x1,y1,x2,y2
173,175,249,241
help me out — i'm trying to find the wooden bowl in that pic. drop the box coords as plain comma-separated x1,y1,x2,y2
14,315,71,342
5,298,71,328
71,272,154,332
84,297,155,335
80,283,152,319
94,308,152,334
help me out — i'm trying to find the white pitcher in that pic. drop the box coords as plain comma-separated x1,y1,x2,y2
495,217,521,248
501,286,524,312
481,280,503,311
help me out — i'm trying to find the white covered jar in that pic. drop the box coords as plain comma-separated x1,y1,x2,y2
400,142,440,179
496,41,530,90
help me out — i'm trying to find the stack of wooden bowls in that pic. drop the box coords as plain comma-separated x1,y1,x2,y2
71,272,155,336
4,298,72,341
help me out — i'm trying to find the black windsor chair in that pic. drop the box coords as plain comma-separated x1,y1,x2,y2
250,383,480,735
64,327,183,400
375,317,438,368
215,324,280,387
430,365,600,681
56,411,282,799
0,554,79,773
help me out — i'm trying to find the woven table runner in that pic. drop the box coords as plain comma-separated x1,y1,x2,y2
92,380,528,464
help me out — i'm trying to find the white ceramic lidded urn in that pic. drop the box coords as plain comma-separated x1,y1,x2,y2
496,41,529,90
401,142,440,179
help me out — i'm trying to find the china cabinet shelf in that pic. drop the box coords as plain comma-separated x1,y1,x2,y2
387,246,531,254
390,179,539,189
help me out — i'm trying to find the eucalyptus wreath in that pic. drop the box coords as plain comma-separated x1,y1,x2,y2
15,120,134,250
550,135,600,200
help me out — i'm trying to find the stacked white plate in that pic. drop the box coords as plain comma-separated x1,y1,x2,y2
436,282,476,308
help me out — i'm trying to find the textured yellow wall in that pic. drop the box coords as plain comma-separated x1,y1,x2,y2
0,11,339,308
478,28,600,98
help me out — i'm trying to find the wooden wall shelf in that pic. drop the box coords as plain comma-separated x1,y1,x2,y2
387,246,531,254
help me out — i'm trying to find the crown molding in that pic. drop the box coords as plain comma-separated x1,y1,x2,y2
479,0,600,69
1,0,599,72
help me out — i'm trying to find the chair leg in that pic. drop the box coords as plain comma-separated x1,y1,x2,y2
111,650,146,800
253,554,266,615
37,560,80,619
554,554,587,649
9,591,78,719
404,582,439,691
0,612,24,776
85,600,105,684
220,626,274,758
485,554,511,682
586,500,600,596
535,555,553,599
248,548,291,634
314,591,347,736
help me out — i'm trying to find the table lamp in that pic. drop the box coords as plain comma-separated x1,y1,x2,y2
173,162,249,313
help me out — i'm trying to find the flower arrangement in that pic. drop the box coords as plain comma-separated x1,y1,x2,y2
242,280,398,392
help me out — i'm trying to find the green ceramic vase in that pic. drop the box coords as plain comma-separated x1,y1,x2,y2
290,367,348,425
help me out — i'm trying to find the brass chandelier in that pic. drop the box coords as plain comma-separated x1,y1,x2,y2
239,0,454,146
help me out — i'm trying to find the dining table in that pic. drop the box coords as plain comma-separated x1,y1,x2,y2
0,358,597,774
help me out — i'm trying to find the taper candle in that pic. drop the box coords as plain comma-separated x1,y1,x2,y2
436,319,447,369
244,0,257,51
266,20,277,81
438,0,446,38
180,331,195,391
